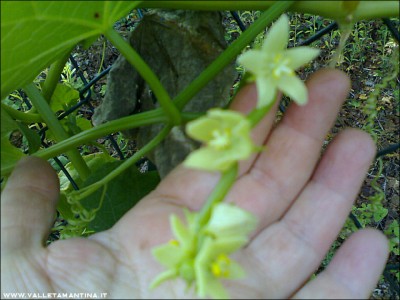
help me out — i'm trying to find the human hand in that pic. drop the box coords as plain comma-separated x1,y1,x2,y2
1,69,388,299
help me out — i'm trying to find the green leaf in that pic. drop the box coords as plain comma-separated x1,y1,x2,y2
46,114,93,142
16,123,41,154
81,162,160,232
50,155,69,172
373,207,388,222
1,137,25,174
59,152,114,191
50,83,80,112
1,107,19,134
1,108,25,172
1,107,40,167
1,1,140,99
66,115,93,135
57,192,75,220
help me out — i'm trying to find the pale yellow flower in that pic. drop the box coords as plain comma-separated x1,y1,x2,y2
184,109,257,172
195,203,258,298
151,203,258,299
237,14,320,107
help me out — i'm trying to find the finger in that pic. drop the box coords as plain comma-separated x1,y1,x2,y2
1,157,59,253
243,129,376,298
293,229,389,299
281,129,376,258
229,69,351,228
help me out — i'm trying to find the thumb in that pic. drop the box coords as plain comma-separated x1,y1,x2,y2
1,157,59,253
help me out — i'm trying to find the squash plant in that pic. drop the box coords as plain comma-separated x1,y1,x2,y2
1,1,399,297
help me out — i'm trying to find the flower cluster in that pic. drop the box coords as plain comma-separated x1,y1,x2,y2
151,13,320,299
151,203,257,299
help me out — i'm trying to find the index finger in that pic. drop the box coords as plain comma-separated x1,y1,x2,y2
229,69,351,229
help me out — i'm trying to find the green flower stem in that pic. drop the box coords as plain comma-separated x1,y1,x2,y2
72,125,172,201
247,100,276,128
1,102,43,123
138,1,399,21
24,83,91,181
195,163,238,229
104,28,182,125
329,23,353,68
173,0,294,110
42,49,72,101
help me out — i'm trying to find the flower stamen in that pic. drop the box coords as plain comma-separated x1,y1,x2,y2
209,129,231,150
169,239,180,246
211,253,231,278
272,54,293,78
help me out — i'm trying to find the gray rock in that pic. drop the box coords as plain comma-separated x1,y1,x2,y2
93,10,236,177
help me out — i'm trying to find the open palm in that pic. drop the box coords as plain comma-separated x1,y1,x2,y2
1,69,388,299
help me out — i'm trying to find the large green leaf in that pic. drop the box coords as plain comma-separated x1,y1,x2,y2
1,1,140,99
81,161,160,232
50,83,80,112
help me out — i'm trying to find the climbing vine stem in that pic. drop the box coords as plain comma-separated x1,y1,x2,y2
105,28,182,125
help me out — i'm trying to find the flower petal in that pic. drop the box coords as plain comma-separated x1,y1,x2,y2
224,260,246,279
232,121,253,150
195,238,216,297
150,269,177,289
214,145,250,169
194,237,248,298
256,77,277,108
277,75,308,105
233,136,254,159
285,47,320,70
232,119,251,136
171,215,192,245
152,243,185,268
212,236,248,252
208,108,246,127
206,203,258,238
237,50,267,75
184,148,233,171
186,117,220,142
204,277,230,299
262,14,289,53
